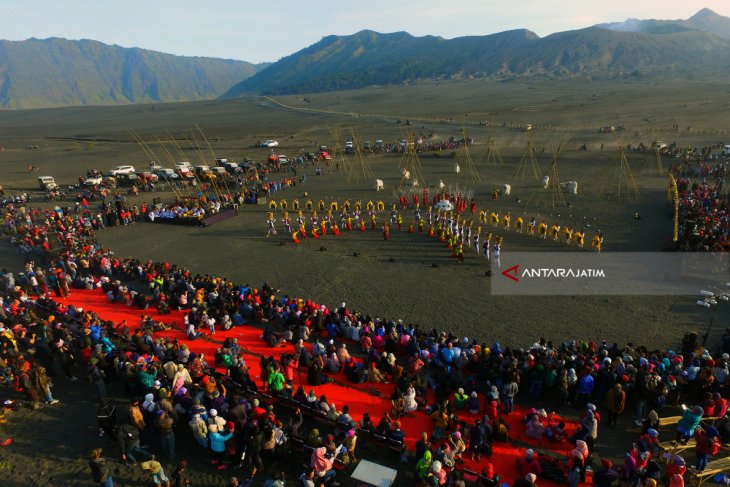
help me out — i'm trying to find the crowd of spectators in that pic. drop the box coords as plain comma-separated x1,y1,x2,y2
0,190,729,487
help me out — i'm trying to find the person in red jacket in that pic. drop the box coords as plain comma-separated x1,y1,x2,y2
484,398,498,421
665,455,686,480
702,393,716,418
695,425,721,472
713,393,728,418
517,450,542,477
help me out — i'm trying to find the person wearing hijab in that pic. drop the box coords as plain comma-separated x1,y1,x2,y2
621,453,639,487
669,473,684,487
404,385,418,413
367,362,387,383
517,449,542,477
454,388,468,410
430,460,447,485
665,455,686,480
415,450,433,480
306,428,321,448
310,446,338,485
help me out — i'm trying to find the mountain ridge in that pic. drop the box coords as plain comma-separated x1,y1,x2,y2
225,10,730,97
0,37,266,109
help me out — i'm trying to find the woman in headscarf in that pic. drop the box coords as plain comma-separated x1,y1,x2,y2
620,452,638,487
172,364,191,395
344,429,358,463
467,391,480,415
415,450,433,480
310,446,337,484
404,385,418,413
336,343,350,364
306,427,321,447
447,431,466,462
431,408,449,440
430,460,447,485
669,473,684,487
391,391,406,419
367,362,386,383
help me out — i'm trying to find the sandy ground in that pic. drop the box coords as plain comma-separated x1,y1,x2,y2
0,79,728,484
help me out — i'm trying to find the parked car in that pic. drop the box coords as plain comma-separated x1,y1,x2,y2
109,165,136,176
155,168,179,180
112,173,138,187
262,140,279,148
136,171,159,183
224,162,241,174
175,162,194,179
38,176,58,191
195,165,215,180
83,169,103,186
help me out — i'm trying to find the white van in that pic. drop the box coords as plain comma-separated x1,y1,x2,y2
723,145,730,156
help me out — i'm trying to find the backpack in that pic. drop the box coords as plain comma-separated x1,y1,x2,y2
710,438,722,456
14,373,25,392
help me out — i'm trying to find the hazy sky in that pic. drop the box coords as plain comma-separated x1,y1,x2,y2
4,0,728,63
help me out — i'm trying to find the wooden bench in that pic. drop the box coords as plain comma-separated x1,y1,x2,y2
658,416,722,428
659,416,682,427
658,439,696,458
688,456,730,486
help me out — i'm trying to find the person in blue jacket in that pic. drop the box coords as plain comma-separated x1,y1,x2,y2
209,424,233,469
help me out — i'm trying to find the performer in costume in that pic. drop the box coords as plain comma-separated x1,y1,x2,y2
266,212,277,237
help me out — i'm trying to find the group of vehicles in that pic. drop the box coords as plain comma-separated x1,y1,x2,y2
36,157,261,193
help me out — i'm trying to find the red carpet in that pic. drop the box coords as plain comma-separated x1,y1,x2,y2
62,288,591,486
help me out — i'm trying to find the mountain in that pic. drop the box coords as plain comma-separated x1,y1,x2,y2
224,10,730,97
596,7,730,40
225,29,539,96
0,37,266,109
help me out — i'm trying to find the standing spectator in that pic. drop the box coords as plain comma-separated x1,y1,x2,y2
88,448,113,487
503,378,518,414
87,358,107,399
605,384,626,428
576,369,594,408
155,410,175,460
694,425,721,472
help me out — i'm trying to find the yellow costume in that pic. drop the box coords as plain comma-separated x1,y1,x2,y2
502,214,511,230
